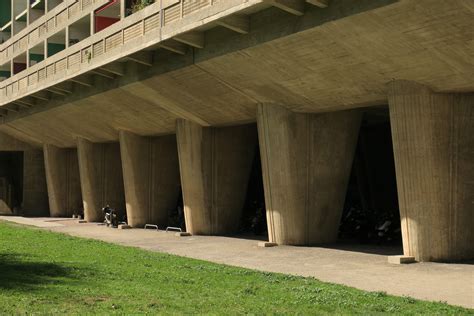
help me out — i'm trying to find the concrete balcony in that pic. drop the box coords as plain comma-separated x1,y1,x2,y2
0,0,109,66
0,0,274,108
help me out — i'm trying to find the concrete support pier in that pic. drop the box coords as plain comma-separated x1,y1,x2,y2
176,120,257,235
43,145,82,217
77,139,125,222
119,131,180,228
388,80,474,262
257,104,361,245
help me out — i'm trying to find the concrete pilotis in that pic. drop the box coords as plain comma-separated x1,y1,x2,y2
77,139,125,222
176,120,257,235
119,131,180,228
43,144,82,217
257,104,361,245
388,80,474,262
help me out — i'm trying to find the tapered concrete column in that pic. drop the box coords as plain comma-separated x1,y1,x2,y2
119,131,181,228
257,104,361,245
388,80,474,262
43,145,82,217
77,139,125,222
176,120,257,235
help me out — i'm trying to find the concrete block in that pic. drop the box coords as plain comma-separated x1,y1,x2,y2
175,232,192,237
118,224,131,229
258,242,278,248
388,255,416,264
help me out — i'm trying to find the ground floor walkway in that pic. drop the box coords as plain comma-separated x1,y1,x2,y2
1,216,473,309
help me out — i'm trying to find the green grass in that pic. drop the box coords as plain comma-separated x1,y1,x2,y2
0,222,471,315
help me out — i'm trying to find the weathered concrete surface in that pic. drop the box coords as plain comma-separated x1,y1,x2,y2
1,0,473,147
257,104,361,245
388,80,474,262
77,139,125,222
0,132,48,215
176,120,257,235
0,132,37,151
1,217,472,309
22,150,49,216
43,145,82,217
119,131,180,228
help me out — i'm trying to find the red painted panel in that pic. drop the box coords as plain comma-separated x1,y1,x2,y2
95,16,120,33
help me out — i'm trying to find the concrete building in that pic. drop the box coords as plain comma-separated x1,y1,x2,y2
0,0,472,263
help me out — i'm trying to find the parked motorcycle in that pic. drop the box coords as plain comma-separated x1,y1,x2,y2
102,205,120,228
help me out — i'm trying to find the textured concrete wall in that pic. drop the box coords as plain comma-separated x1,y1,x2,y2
43,145,82,217
257,104,361,245
0,132,48,216
389,80,474,262
176,120,257,235
22,150,49,216
119,131,180,228
0,132,36,151
77,139,125,222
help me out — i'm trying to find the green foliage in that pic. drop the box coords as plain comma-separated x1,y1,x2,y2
0,222,471,315
131,0,154,13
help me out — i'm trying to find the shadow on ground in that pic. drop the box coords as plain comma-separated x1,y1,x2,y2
0,253,79,291
320,242,403,256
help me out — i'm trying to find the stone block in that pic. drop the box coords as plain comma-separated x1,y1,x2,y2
388,255,416,264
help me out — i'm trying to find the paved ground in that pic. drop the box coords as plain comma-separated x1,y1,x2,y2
1,216,473,309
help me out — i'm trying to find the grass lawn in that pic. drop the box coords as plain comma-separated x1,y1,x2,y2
0,222,471,315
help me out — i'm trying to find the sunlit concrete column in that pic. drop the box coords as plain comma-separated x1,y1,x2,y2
77,138,125,222
257,104,361,245
388,80,474,262
119,131,181,228
176,120,257,235
43,144,82,217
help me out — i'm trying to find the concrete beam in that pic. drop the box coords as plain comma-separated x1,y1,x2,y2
45,87,68,96
127,51,153,67
90,69,115,80
53,82,74,94
19,98,36,107
160,40,187,55
119,131,181,228
14,100,34,108
264,0,305,16
216,15,250,34
43,144,82,217
31,91,51,101
176,120,257,235
4,105,20,113
100,63,126,76
307,0,329,8
257,104,361,245
69,75,93,87
77,138,125,222
174,32,204,49
388,80,474,262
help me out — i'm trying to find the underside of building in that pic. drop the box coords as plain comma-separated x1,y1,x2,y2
0,0,472,263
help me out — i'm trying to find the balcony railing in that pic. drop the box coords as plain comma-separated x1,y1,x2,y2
0,0,258,105
0,0,109,67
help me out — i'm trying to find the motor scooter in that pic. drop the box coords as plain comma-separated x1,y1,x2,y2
102,205,119,228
